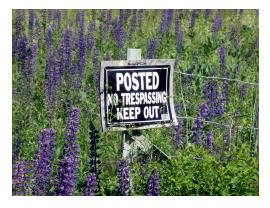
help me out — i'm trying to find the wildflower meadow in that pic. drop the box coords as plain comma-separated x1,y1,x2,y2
12,9,259,196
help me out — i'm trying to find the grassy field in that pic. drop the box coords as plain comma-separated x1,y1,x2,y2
12,9,259,196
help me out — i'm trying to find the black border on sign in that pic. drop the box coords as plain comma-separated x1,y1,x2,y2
103,65,172,128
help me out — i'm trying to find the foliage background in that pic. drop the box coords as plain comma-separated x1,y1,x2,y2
12,9,259,196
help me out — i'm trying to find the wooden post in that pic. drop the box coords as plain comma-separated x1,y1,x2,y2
122,49,142,160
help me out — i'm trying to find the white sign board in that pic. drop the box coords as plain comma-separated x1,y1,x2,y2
100,59,177,131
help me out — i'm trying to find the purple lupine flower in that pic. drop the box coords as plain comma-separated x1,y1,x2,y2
85,173,97,196
199,102,209,119
160,9,174,33
77,10,86,81
219,44,227,70
45,51,60,123
107,9,112,25
203,79,224,118
191,115,203,145
146,38,157,59
65,107,80,142
89,122,101,176
12,137,23,161
117,159,130,196
53,10,61,28
119,9,126,26
204,9,211,21
175,15,184,54
17,36,28,68
12,160,31,195
60,28,72,77
57,146,80,196
87,22,95,53
45,25,53,47
57,107,81,196
113,20,126,49
15,10,25,40
189,9,198,29
129,10,137,39
147,169,160,196
212,11,222,38
28,9,35,32
239,83,248,100
205,132,214,152
34,129,56,195
101,21,110,45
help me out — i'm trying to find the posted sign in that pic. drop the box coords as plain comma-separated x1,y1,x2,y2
100,59,177,131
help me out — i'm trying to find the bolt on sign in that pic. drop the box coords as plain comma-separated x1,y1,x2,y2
100,59,177,131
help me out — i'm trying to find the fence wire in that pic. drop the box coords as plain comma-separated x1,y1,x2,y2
174,70,259,140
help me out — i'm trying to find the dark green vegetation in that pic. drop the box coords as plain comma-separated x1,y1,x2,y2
12,9,259,195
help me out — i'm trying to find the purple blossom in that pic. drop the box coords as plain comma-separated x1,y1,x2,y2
12,137,23,161
107,10,112,24
147,169,160,196
191,114,203,145
77,11,86,81
89,122,100,176
45,52,60,123
60,28,72,77
119,9,126,26
204,9,211,21
113,20,126,49
57,107,81,196
189,9,198,29
15,10,25,41
53,10,61,28
34,129,56,195
129,10,137,41
199,102,209,119
65,107,80,141
85,173,97,196
219,44,227,70
212,11,222,38
117,159,130,196
175,15,184,54
28,9,35,32
12,160,31,195
87,22,95,53
45,25,53,47
203,79,224,118
146,38,157,59
160,9,173,33
239,83,248,100
17,36,28,69
205,132,214,152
